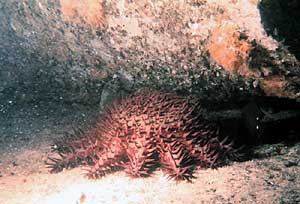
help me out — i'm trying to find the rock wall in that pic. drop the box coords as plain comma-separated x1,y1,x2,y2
0,0,299,106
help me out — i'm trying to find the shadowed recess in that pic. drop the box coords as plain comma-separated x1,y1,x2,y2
259,0,300,58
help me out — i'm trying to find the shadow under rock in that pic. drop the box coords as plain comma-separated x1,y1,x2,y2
214,97,300,161
259,0,300,58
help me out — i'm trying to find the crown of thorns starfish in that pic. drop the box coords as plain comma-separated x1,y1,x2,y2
46,89,237,181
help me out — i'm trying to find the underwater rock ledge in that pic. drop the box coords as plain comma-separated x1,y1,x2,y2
0,0,299,104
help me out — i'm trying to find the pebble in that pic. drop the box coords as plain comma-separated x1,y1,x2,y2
282,171,296,181
283,159,299,167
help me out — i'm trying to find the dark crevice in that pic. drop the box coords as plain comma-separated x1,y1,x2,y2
259,0,300,58
211,96,300,150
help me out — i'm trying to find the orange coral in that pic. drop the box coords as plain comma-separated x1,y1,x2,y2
60,0,105,29
207,24,256,77
260,76,291,98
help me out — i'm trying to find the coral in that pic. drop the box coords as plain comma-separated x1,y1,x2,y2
60,0,105,29
207,24,255,77
46,89,236,181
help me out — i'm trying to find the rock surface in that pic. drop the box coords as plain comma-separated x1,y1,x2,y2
0,0,300,105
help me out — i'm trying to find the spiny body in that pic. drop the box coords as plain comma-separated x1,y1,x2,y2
47,89,236,181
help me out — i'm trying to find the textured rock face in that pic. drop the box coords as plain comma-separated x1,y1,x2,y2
0,0,299,104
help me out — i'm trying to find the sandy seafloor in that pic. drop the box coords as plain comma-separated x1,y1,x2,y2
0,102,300,204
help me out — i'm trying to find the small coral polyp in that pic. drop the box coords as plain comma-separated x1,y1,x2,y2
47,89,235,181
